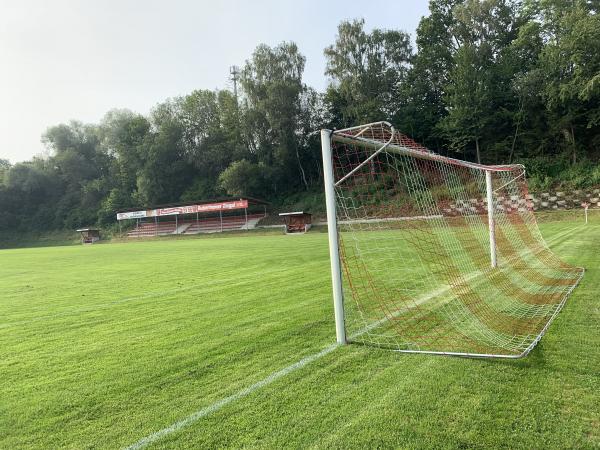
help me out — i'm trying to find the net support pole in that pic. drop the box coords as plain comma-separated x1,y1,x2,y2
321,130,346,344
485,170,497,268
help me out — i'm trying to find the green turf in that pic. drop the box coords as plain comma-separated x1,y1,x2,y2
0,219,598,449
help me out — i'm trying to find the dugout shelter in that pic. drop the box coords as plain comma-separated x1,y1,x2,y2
279,212,312,234
77,228,100,244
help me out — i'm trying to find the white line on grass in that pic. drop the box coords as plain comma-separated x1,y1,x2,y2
123,224,582,449
124,343,339,450
124,269,465,450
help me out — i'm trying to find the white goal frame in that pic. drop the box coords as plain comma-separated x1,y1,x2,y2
320,122,584,358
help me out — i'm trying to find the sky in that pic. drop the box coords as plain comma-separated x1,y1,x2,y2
0,0,430,163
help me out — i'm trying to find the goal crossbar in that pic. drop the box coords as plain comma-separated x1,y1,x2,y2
331,129,521,175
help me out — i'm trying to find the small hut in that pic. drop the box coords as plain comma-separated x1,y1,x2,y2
279,212,312,234
76,228,100,244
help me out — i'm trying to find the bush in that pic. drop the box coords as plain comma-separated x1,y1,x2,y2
519,156,600,191
218,160,268,197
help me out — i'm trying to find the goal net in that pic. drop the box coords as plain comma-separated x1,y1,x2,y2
322,122,584,358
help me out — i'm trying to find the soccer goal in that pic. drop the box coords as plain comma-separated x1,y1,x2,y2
321,121,584,358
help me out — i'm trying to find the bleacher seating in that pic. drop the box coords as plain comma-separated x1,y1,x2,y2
126,214,265,238
127,221,177,238
182,214,264,234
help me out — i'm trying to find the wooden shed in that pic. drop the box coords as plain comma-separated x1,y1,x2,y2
279,212,312,234
76,228,100,244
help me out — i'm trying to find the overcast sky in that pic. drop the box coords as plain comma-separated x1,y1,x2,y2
0,0,429,163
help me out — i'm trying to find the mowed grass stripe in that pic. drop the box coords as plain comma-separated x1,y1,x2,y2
0,222,597,448
145,222,599,449
0,258,329,331
1,235,334,448
124,223,589,448
0,235,327,316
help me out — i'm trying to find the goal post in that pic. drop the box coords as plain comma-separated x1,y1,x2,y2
485,170,497,268
320,122,584,358
321,129,346,344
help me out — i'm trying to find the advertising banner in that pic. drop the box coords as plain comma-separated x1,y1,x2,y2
116,210,148,220
117,200,249,220
156,200,248,216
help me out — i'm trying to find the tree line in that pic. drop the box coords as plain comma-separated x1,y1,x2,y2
0,0,599,232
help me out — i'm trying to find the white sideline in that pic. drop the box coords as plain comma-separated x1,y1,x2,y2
123,224,581,449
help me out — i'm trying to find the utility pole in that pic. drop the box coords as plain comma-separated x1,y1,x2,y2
229,65,241,132
229,65,240,106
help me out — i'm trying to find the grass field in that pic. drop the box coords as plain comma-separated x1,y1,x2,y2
0,218,598,449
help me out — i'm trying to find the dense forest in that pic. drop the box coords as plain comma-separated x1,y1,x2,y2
0,0,599,232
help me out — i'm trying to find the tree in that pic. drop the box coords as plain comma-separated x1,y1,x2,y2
4,159,63,229
41,121,111,227
43,122,106,184
135,103,194,205
100,110,150,191
398,0,461,150
533,0,600,164
2,4,600,235
0,159,10,186
240,42,309,192
219,159,266,197
175,89,242,197
437,0,521,163
324,19,413,126
296,88,329,186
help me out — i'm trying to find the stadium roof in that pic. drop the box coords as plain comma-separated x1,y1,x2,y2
116,196,270,221
116,196,269,214
278,211,309,216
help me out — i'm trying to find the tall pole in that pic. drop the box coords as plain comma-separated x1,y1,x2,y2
485,170,497,268
321,130,346,344
229,66,239,106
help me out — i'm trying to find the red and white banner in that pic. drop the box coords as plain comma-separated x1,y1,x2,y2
117,200,249,220
156,200,248,216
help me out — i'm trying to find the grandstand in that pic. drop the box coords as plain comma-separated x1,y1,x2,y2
117,197,267,238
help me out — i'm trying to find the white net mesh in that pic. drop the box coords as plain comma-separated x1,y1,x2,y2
329,122,584,357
